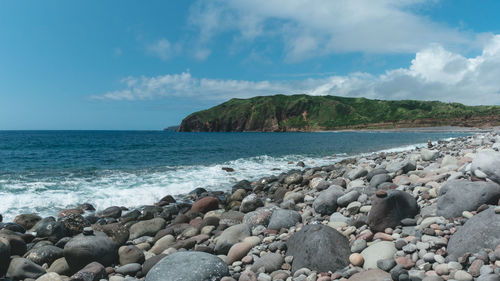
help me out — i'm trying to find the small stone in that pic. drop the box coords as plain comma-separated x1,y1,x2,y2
454,270,473,281
83,227,94,235
349,253,364,266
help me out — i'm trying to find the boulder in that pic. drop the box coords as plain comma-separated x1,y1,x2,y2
226,242,253,264
421,149,439,161
118,245,145,265
447,206,500,261
286,224,350,273
243,207,277,228
309,177,329,191
250,253,284,273
36,272,64,281
92,222,129,246
347,167,368,180
63,230,117,272
220,211,244,226
386,159,416,173
59,213,90,236
368,190,419,232
370,174,391,188
348,268,392,281
25,245,63,266
14,213,41,229
313,186,344,215
70,261,106,281
145,251,229,281
239,194,264,213
366,168,389,181
31,217,66,242
47,257,70,275
437,180,500,218
129,218,166,240
472,152,500,184
191,196,219,213
141,253,167,275
0,238,10,276
97,206,122,218
7,257,46,280
150,234,176,255
284,173,302,185
215,224,251,254
267,209,301,230
360,241,397,269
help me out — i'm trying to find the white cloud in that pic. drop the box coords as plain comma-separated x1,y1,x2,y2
94,35,500,105
187,0,479,61
146,38,181,60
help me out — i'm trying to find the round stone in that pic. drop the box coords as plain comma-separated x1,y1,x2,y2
349,253,364,266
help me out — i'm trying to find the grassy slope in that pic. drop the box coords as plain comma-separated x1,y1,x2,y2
179,95,500,131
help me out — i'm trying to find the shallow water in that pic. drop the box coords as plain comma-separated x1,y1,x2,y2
0,130,470,220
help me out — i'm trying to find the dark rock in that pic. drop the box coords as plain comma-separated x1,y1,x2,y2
59,213,90,236
0,237,10,276
142,254,167,275
158,195,176,205
286,224,350,273
267,209,301,230
77,203,96,211
25,245,63,266
97,206,122,219
70,261,106,281
239,194,264,213
368,190,419,232
92,223,129,246
188,187,208,200
47,257,70,275
447,206,500,261
367,168,389,181
119,245,145,265
232,180,252,193
145,252,229,281
63,231,117,272
14,214,41,229
0,222,25,233
370,174,392,188
0,233,27,256
437,180,500,218
31,217,66,243
313,186,344,215
6,257,46,279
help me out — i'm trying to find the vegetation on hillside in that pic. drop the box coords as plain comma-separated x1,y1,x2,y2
178,95,500,132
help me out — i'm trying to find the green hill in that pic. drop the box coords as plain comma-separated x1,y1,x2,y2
178,94,500,132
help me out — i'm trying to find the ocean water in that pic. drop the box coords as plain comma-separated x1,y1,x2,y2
0,130,470,221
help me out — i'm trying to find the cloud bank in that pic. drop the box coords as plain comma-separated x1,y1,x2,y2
95,35,500,105
188,0,478,61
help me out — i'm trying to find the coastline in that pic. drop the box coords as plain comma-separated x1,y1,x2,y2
2,131,500,280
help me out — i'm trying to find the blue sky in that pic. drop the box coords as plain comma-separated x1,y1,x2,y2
1,0,500,130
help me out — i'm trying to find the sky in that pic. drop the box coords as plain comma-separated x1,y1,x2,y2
1,0,500,130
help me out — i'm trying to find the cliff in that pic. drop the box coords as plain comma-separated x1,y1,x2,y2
178,95,500,132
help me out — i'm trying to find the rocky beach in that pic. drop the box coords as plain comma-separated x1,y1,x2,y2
2,131,500,281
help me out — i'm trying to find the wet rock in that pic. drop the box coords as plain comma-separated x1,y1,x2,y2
63,230,118,272
145,251,229,281
191,196,219,213
239,194,264,213
313,186,344,215
267,209,301,230
59,213,90,236
286,224,350,273
7,257,46,280
129,218,166,240
118,245,145,265
437,180,500,218
215,223,251,254
243,207,276,228
31,217,66,243
47,257,70,275
368,190,419,232
25,245,63,266
14,213,41,229
92,222,129,246
0,237,10,276
97,206,122,219
70,261,106,281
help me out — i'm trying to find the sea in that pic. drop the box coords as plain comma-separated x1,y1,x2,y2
0,130,471,221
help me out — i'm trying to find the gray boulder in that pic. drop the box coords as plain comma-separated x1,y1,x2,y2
447,206,500,261
286,224,350,273
421,149,440,161
313,186,344,215
370,174,392,188
0,238,10,276
243,206,277,228
366,168,389,181
239,194,264,213
386,159,416,173
267,209,301,230
63,230,117,272
31,217,66,243
347,167,368,180
368,190,419,232
129,218,166,240
472,152,500,184
214,223,251,254
250,253,284,273
437,180,500,218
7,257,46,279
25,245,63,266
145,251,229,281
70,261,106,281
